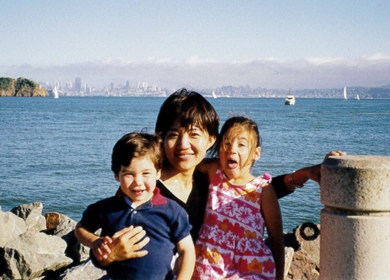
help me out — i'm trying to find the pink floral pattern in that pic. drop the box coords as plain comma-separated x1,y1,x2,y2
193,168,275,279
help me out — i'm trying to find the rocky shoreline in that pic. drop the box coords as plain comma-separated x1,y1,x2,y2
0,202,320,279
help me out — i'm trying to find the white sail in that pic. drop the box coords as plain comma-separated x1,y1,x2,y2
212,90,217,99
343,87,347,100
53,86,59,99
356,94,360,100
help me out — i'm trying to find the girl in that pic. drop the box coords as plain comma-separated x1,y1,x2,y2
194,116,284,279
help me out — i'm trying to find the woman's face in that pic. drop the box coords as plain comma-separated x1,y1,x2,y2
164,122,215,173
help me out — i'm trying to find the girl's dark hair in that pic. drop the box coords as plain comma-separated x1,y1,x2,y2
111,132,163,175
155,88,220,141
211,116,262,160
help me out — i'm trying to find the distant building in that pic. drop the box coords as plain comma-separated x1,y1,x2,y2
75,77,82,92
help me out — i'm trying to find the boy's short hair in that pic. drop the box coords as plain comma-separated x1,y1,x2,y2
111,132,163,175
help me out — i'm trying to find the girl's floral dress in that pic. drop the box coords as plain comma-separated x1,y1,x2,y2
193,168,275,279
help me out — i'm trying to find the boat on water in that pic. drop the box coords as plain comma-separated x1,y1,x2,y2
343,87,348,100
355,94,360,100
212,90,217,99
285,95,296,105
53,86,59,99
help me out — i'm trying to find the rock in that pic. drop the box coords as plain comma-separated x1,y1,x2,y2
284,247,295,278
44,212,90,263
44,212,77,237
60,259,107,279
1,231,73,279
11,202,47,232
287,249,319,280
285,223,321,279
294,223,320,269
0,210,27,247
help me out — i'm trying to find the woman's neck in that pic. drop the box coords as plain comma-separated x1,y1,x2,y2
160,167,194,202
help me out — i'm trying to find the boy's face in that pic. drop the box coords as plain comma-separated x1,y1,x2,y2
115,156,161,207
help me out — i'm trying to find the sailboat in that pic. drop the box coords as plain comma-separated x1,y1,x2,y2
355,94,360,100
53,86,59,99
212,90,217,99
343,87,348,100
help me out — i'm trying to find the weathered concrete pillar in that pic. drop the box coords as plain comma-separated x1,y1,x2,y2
320,155,390,280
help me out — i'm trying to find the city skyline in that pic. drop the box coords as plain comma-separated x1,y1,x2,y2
1,1,390,89
41,76,390,100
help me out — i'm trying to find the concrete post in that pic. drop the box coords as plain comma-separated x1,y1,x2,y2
320,155,390,280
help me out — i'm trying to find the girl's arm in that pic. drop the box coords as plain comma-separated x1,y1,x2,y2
196,158,220,181
261,184,285,280
175,235,196,280
272,151,346,198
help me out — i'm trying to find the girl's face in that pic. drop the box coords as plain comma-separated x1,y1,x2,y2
164,122,215,174
219,130,260,184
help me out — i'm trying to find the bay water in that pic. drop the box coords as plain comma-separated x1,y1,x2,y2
1,97,389,232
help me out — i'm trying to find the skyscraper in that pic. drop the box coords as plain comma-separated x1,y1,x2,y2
75,77,82,92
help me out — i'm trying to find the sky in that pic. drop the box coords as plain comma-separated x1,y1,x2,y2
1,0,390,90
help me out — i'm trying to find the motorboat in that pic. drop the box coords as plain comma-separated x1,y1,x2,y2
285,95,296,105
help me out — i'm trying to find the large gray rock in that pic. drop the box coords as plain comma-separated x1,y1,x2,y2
11,202,46,232
0,210,27,247
60,259,107,279
45,212,90,263
1,231,73,279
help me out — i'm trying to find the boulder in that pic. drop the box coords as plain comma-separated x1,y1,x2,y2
60,259,107,279
285,223,321,279
1,231,73,279
11,202,47,232
45,212,89,263
0,210,26,247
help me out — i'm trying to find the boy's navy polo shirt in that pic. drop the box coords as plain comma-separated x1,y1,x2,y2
80,187,191,279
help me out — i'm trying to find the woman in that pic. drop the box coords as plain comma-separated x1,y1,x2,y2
91,88,345,266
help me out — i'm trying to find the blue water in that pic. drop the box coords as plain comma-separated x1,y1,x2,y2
1,97,389,232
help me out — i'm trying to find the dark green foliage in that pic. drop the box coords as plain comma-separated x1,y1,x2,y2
15,77,38,92
0,77,48,97
0,77,14,90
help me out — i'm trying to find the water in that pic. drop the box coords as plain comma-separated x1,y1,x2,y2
1,97,389,232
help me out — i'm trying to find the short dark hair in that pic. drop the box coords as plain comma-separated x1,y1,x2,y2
111,132,163,175
155,88,220,142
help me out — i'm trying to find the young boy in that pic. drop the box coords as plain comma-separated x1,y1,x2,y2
74,132,195,279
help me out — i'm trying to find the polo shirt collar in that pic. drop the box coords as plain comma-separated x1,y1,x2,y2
120,187,167,208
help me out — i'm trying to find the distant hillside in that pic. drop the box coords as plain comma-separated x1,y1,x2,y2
0,77,48,97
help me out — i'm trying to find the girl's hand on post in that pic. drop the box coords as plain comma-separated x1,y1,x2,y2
308,150,347,184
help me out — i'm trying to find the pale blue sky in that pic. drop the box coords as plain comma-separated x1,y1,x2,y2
1,0,390,89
